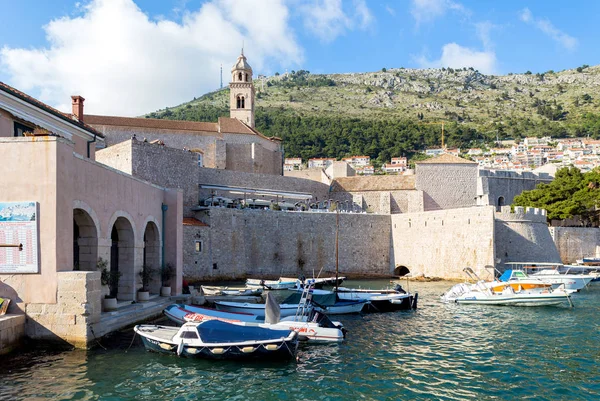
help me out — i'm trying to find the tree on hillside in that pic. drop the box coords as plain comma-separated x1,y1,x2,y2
513,167,600,225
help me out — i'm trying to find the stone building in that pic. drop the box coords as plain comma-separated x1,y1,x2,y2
0,82,183,350
85,52,283,175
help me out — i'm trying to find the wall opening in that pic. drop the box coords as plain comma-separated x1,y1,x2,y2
497,196,505,212
143,221,161,294
73,208,98,271
110,217,135,300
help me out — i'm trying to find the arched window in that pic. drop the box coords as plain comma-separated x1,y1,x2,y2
238,72,242,81
237,96,245,109
245,73,249,82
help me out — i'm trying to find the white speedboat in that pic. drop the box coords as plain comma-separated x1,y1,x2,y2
505,262,595,292
200,285,263,296
441,268,573,307
305,284,418,312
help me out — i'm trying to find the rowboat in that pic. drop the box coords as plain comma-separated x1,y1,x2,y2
333,284,418,312
134,320,298,361
246,278,297,290
200,285,263,296
441,267,573,307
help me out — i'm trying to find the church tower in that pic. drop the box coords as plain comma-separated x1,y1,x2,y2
229,50,255,128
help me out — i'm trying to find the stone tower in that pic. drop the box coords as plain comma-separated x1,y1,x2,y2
229,50,255,128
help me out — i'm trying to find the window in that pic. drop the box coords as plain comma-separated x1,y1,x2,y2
195,240,202,253
14,122,33,137
238,72,242,81
245,73,249,81
236,96,245,109
196,153,203,167
181,331,198,339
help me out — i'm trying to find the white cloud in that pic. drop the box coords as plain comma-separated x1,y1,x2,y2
475,21,498,50
519,8,577,50
415,43,497,74
385,5,396,17
300,0,374,43
0,0,303,116
410,0,469,26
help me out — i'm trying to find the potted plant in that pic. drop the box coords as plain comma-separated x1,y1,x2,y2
138,265,154,302
161,263,174,296
98,258,121,311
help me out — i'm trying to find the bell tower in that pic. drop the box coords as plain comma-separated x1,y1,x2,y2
229,50,255,128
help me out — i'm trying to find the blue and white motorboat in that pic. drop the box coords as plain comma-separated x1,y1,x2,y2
134,320,298,361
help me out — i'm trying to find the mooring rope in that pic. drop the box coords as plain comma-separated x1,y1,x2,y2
125,331,137,353
89,326,107,351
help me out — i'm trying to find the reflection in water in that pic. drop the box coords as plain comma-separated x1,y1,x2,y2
1,281,600,401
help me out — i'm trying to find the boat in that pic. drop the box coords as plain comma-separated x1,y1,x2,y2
334,284,418,312
200,285,263,296
441,267,573,307
504,262,595,292
281,289,369,315
214,300,312,317
165,288,346,344
290,276,347,289
134,320,298,361
245,278,297,290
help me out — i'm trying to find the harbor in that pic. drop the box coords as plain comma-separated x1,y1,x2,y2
1,279,599,400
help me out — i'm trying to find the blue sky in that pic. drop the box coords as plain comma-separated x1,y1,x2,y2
0,0,596,116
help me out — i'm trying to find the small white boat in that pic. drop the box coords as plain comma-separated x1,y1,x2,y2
246,278,297,290
200,285,263,296
214,301,308,317
306,285,418,312
441,268,573,307
134,320,298,361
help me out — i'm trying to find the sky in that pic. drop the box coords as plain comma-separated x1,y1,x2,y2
0,0,598,116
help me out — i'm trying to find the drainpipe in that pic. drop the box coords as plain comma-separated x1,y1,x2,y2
86,133,97,158
161,203,168,279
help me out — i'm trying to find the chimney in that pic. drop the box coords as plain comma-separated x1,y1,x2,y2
71,95,85,122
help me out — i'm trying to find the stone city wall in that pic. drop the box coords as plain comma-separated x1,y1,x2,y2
494,206,561,269
391,206,496,279
225,143,283,175
25,271,100,348
416,164,478,211
0,314,25,355
549,227,600,264
477,169,553,208
185,208,391,281
330,190,424,214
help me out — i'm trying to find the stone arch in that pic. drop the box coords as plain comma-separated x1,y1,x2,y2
245,73,249,82
238,72,242,81
497,196,505,212
73,206,99,271
143,220,161,294
109,215,136,301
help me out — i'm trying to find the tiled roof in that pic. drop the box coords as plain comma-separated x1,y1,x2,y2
416,153,477,164
86,114,218,132
331,175,416,192
0,81,104,138
182,217,209,227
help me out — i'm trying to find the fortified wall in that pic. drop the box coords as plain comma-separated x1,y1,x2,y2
183,208,392,281
391,206,496,279
549,227,600,264
477,170,553,209
494,206,561,268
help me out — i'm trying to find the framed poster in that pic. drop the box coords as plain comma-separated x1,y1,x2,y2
0,201,39,273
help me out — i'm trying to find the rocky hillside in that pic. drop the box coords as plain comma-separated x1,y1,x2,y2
147,65,600,163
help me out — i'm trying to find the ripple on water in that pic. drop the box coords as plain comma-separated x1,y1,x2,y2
2,281,600,401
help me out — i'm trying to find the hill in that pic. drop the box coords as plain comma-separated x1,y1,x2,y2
145,64,600,166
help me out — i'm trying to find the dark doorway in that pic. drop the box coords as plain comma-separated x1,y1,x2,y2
110,225,119,298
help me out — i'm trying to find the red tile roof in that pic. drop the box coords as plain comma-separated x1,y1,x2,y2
0,81,104,138
182,217,209,227
86,114,218,132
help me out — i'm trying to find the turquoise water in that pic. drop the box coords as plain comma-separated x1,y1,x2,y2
2,280,599,401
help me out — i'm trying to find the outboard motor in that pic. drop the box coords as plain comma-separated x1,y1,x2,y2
394,284,407,294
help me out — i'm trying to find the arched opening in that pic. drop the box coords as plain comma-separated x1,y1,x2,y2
497,196,505,212
245,73,249,82
237,96,245,109
238,72,242,81
143,221,161,294
110,217,135,300
73,208,98,271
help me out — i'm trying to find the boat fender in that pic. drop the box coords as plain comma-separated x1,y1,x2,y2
177,340,185,356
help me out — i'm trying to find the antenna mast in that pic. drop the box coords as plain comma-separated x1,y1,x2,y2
220,64,223,89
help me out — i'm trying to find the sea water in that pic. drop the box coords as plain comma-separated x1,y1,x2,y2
1,280,599,401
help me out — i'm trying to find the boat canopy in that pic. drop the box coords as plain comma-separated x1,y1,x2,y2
196,320,291,343
499,270,529,281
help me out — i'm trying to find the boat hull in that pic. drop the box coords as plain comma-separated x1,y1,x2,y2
246,279,297,290
214,301,303,318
